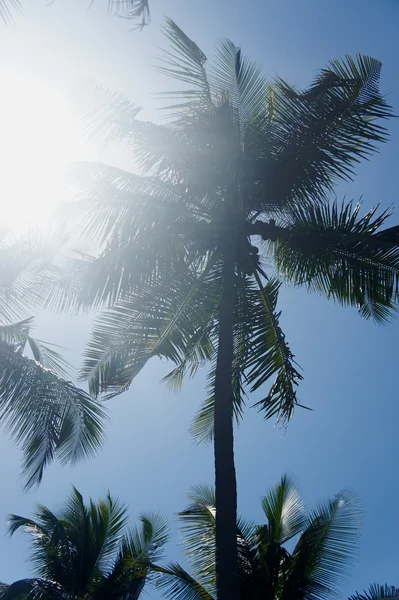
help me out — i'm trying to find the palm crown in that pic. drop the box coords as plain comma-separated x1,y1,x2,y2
61,20,399,431
156,475,361,600
0,487,168,599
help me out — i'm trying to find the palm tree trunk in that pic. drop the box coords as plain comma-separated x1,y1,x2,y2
214,245,238,600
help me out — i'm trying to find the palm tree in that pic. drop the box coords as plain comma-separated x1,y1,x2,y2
46,20,399,600
0,486,168,599
350,585,399,600
0,233,105,489
155,475,361,600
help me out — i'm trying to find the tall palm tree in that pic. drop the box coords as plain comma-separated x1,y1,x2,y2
0,486,168,599
46,20,399,600
155,475,361,600
0,233,105,489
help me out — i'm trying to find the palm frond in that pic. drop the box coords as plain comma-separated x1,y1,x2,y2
87,491,128,572
0,0,22,25
260,474,305,544
7,507,74,586
177,485,217,591
155,563,215,600
0,578,63,600
95,513,168,600
349,584,399,600
74,81,142,145
273,201,399,324
80,256,221,397
176,485,254,593
156,18,212,112
256,55,392,212
247,276,303,424
124,513,169,564
209,39,269,138
0,319,70,379
107,0,150,29
0,344,106,489
189,355,246,444
281,490,361,600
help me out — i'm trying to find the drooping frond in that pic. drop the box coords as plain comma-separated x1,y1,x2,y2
273,201,399,324
0,318,71,379
247,276,303,423
191,274,303,441
0,344,106,489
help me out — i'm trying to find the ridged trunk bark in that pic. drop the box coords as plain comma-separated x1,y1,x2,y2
214,244,238,600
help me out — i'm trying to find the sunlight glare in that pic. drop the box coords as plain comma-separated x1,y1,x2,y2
0,75,89,233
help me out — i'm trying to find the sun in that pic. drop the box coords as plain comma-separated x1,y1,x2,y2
0,75,89,233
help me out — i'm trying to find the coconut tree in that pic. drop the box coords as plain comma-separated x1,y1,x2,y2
45,20,399,600
155,475,361,600
0,233,105,489
0,486,168,599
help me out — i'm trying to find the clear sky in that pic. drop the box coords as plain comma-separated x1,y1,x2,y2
0,0,398,596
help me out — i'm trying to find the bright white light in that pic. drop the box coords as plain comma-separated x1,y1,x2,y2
0,75,88,232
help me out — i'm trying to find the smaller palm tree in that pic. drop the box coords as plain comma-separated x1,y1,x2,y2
0,487,168,600
156,475,361,600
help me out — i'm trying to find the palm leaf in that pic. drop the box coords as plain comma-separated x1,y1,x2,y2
156,18,212,111
177,485,255,593
87,492,128,572
0,318,71,379
81,255,221,397
96,513,168,599
280,490,361,600
273,201,399,324
0,344,106,489
0,578,64,600
349,584,399,600
107,0,150,29
209,39,269,138
259,55,392,212
246,276,303,423
260,474,305,544
155,563,215,600
0,0,21,25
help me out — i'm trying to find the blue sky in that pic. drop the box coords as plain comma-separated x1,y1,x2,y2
0,0,398,596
